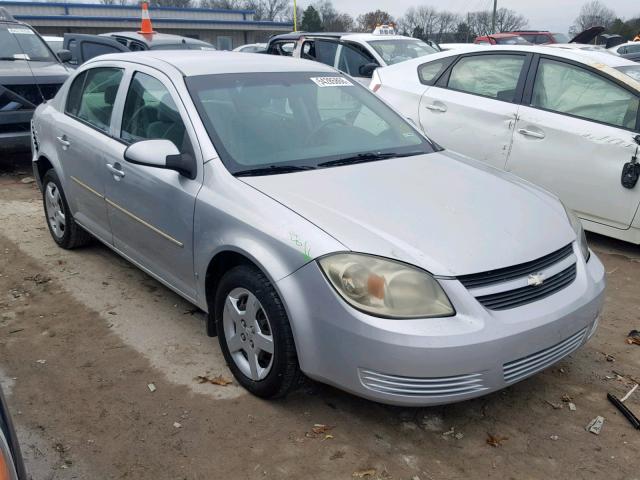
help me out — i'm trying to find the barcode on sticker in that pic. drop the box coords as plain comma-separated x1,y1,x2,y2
310,77,353,87
8,28,34,35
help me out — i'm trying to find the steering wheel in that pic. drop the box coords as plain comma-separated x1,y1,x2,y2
306,117,350,145
123,105,155,138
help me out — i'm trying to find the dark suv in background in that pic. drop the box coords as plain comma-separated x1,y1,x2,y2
0,8,69,154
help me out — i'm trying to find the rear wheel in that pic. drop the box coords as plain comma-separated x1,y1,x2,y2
216,265,302,398
42,170,91,249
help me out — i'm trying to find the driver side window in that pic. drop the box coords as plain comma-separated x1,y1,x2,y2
120,72,189,151
337,44,375,78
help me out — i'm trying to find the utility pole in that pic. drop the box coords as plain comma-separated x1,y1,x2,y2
293,0,297,31
491,0,497,33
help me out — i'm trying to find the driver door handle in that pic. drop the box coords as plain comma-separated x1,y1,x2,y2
425,103,447,112
106,163,125,178
518,128,545,139
56,135,70,149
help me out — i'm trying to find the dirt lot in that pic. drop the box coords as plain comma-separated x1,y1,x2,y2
1,155,639,480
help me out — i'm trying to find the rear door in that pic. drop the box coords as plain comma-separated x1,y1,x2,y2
63,34,129,67
507,55,640,230
55,65,125,242
418,51,530,169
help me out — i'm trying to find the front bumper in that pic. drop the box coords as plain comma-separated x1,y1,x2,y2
277,246,605,406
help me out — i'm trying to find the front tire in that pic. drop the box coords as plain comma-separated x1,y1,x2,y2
42,170,91,249
215,265,302,399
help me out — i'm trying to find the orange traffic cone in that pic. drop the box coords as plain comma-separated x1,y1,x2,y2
138,2,156,35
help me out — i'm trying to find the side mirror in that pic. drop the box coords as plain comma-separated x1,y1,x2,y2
358,62,378,78
124,139,196,179
56,49,72,63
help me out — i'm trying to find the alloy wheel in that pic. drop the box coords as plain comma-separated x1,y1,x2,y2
223,287,274,381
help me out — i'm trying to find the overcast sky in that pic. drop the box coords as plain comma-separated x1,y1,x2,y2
310,0,639,35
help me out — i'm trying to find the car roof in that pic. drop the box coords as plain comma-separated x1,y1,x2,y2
88,50,337,76
610,41,640,49
430,44,635,68
268,32,420,43
102,31,211,47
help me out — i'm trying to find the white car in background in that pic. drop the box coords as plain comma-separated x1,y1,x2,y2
371,45,640,243
608,41,640,56
233,42,266,53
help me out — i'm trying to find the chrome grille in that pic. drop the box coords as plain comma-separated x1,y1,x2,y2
359,369,487,397
503,327,587,384
458,243,573,289
475,264,577,310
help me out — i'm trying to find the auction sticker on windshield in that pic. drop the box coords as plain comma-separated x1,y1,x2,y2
311,77,353,87
8,28,34,35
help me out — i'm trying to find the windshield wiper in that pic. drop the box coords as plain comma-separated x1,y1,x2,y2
234,164,316,177
317,151,424,168
0,57,19,61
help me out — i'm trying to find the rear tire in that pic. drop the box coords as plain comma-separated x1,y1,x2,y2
42,169,91,249
216,265,302,399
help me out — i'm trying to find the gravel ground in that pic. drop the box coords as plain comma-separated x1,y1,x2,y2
1,155,639,480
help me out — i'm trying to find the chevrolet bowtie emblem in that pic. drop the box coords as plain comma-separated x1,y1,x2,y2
527,273,545,287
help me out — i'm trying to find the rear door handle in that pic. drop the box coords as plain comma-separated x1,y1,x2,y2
56,135,70,149
106,163,125,178
517,128,545,139
425,104,447,112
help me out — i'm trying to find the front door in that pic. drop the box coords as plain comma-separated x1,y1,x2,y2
507,56,640,230
103,67,202,300
418,52,529,169
56,66,124,243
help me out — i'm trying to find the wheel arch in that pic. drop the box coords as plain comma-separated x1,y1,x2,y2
203,248,285,337
34,154,54,191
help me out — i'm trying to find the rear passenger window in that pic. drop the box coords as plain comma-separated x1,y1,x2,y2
67,67,123,133
531,58,639,130
120,72,189,151
418,58,451,85
447,54,525,102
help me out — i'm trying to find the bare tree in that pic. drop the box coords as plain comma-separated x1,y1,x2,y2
200,0,242,8
415,6,438,38
313,0,353,31
569,0,616,35
467,8,526,36
494,8,527,32
435,11,459,41
261,0,289,21
355,10,394,32
150,0,193,7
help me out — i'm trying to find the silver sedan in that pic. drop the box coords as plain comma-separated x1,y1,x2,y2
31,51,605,406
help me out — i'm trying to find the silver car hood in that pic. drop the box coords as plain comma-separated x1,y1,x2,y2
242,152,575,276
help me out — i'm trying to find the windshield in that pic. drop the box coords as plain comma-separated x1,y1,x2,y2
186,72,433,175
552,33,570,43
495,36,530,45
0,25,56,62
617,65,640,82
367,39,438,65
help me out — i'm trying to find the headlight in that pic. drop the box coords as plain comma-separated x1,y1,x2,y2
563,203,590,261
318,253,454,319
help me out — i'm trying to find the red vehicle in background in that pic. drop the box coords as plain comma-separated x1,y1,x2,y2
506,30,570,44
473,33,531,45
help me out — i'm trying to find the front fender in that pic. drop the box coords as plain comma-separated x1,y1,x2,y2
193,161,347,310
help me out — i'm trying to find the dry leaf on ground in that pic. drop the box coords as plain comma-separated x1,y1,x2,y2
352,469,376,478
486,433,508,447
